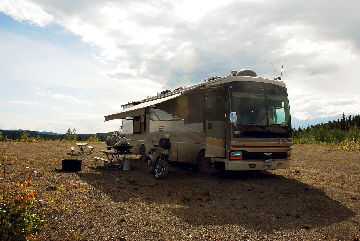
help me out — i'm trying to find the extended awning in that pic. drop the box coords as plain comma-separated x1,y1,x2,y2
104,93,181,121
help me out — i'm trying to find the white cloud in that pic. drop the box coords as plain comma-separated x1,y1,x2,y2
61,112,99,120
35,91,52,97
173,0,234,22
9,100,40,105
64,17,123,61
290,94,360,123
0,0,53,26
293,111,313,121
98,62,165,94
284,38,344,56
51,94,92,106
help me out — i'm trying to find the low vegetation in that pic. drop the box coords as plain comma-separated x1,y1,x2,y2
86,134,99,142
0,154,45,241
292,114,360,151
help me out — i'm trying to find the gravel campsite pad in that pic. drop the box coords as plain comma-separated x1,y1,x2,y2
1,142,359,240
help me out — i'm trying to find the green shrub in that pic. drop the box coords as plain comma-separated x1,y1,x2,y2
20,131,32,142
338,126,360,151
65,128,78,141
0,174,45,241
293,124,360,150
87,134,99,142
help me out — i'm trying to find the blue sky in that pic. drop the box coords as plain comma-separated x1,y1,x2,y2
1,0,360,133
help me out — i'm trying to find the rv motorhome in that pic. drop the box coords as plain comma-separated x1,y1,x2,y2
105,69,292,178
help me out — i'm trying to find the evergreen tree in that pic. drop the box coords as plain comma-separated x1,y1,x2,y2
65,128,78,141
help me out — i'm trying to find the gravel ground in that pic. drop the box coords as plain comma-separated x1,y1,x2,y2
1,142,359,240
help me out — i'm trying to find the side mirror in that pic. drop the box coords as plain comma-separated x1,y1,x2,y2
229,112,238,123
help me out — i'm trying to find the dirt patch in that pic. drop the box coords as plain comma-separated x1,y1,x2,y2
1,142,359,240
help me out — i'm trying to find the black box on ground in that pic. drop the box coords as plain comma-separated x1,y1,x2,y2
62,159,82,172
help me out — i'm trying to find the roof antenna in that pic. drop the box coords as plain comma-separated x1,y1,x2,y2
270,60,282,80
269,60,277,75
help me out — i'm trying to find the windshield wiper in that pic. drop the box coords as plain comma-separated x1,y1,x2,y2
270,123,290,127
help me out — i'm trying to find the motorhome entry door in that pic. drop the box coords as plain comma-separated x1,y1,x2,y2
205,93,226,158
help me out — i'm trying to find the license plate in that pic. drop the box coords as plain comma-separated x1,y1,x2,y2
264,159,272,169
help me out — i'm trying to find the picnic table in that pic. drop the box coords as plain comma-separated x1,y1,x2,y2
67,143,94,156
76,143,88,152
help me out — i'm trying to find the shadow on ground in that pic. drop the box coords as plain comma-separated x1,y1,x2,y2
77,160,356,232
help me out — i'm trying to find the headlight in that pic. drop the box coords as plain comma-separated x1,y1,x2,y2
162,149,169,155
230,151,242,160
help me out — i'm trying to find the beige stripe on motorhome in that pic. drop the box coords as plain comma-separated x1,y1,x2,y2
231,147,289,152
231,141,292,147
206,137,225,148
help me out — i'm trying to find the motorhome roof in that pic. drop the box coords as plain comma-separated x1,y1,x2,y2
104,70,286,121
131,73,284,104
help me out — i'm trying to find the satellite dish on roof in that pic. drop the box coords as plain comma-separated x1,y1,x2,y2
237,69,257,77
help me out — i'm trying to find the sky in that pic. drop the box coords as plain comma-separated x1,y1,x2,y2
1,0,360,134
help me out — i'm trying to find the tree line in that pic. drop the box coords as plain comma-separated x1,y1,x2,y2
0,128,108,142
293,113,360,150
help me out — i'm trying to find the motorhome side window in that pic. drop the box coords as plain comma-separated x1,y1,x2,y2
185,93,204,124
149,93,204,123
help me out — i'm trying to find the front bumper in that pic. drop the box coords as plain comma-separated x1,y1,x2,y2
213,158,291,171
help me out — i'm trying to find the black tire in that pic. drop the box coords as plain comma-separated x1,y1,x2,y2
154,156,169,179
197,150,218,175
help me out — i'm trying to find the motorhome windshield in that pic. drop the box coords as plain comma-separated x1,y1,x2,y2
230,84,290,127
